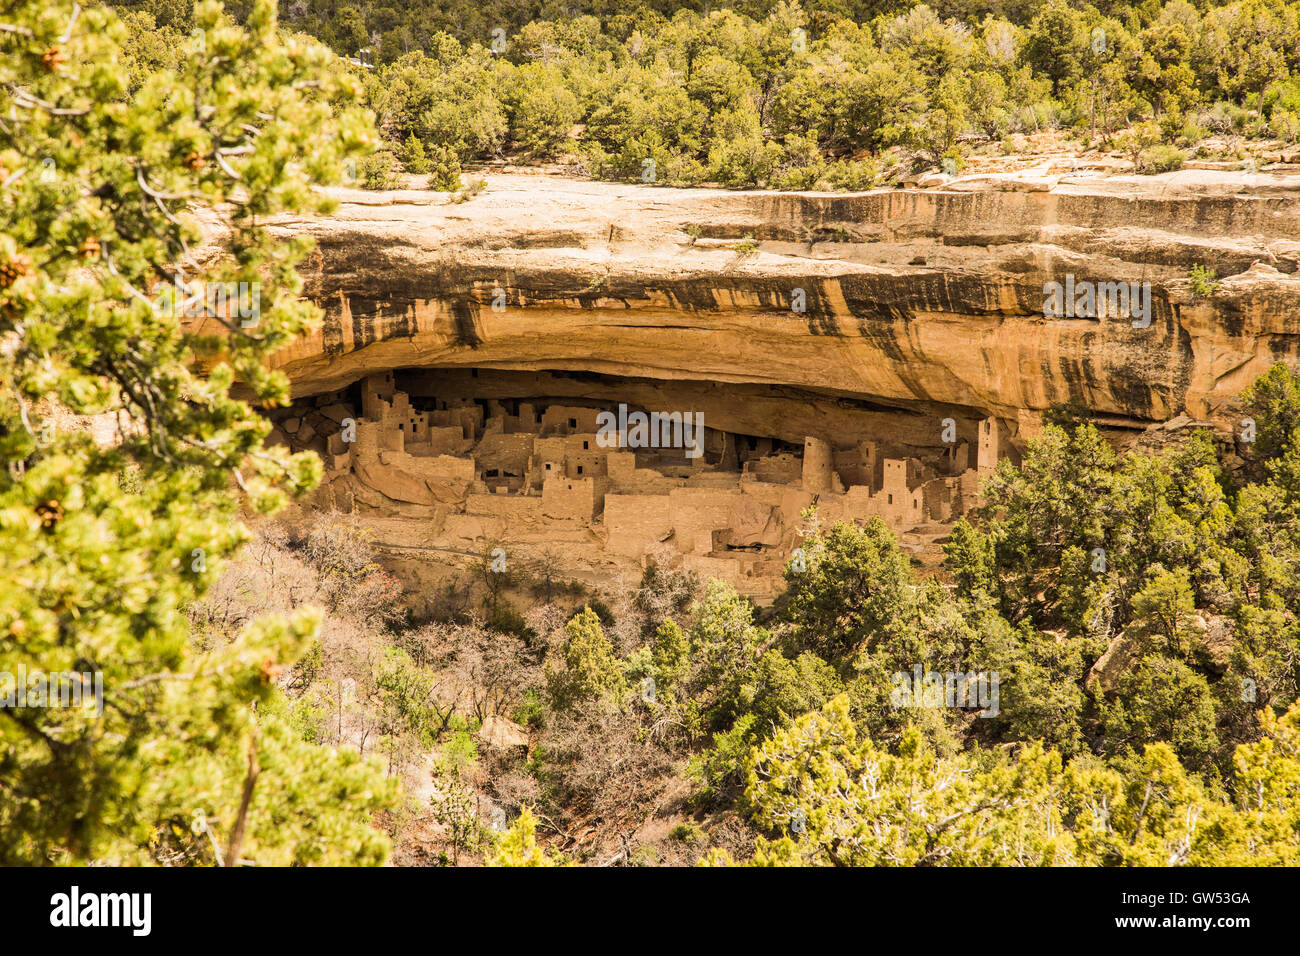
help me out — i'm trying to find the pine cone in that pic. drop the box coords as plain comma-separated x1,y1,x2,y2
35,499,63,529
0,252,33,288
40,47,66,72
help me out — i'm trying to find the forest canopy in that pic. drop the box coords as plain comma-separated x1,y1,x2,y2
111,0,1300,189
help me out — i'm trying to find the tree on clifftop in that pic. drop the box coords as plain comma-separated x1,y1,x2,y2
0,0,395,864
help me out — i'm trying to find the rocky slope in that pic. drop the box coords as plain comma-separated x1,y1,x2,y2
252,168,1300,446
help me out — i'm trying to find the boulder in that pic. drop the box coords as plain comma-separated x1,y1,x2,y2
1084,630,1143,694
318,403,352,424
479,715,530,755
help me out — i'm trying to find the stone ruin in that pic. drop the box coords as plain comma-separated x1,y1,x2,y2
268,370,1010,602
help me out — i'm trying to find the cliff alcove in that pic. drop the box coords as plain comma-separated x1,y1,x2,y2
266,365,1014,602
206,167,1300,602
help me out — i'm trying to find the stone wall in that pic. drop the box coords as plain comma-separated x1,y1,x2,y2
604,494,676,557
542,474,608,520
274,370,1007,600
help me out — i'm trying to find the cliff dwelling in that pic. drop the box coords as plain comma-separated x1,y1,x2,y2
266,367,1016,602
238,168,1300,606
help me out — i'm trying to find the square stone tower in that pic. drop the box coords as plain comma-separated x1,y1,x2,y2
977,416,999,474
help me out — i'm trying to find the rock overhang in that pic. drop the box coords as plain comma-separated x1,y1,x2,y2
196,169,1300,446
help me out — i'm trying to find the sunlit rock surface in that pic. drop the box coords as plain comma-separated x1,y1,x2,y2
250,169,1300,444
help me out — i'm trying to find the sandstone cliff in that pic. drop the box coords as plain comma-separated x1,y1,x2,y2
251,168,1300,445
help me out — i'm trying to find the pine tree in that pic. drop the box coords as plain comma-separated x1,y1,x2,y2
401,131,430,174
0,0,395,864
488,807,562,866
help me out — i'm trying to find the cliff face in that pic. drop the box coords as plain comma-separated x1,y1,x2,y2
200,169,1300,600
257,169,1300,443
271,170,1300,442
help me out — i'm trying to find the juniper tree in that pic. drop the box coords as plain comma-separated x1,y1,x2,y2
727,694,1300,866
547,605,626,708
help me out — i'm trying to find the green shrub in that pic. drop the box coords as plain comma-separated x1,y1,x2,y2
427,145,463,191
670,821,704,843
502,62,581,158
1199,100,1249,135
768,132,826,190
707,132,781,187
488,602,535,640
586,596,616,628
821,157,881,191
546,606,627,708
1188,264,1220,297
686,713,759,802
1138,143,1185,174
1269,79,1300,142
357,150,402,190
1273,110,1300,143
453,177,487,202
511,690,547,731
401,132,430,174
1158,107,1186,144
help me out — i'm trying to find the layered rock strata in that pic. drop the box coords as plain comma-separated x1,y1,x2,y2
251,169,1300,442
191,169,1300,599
